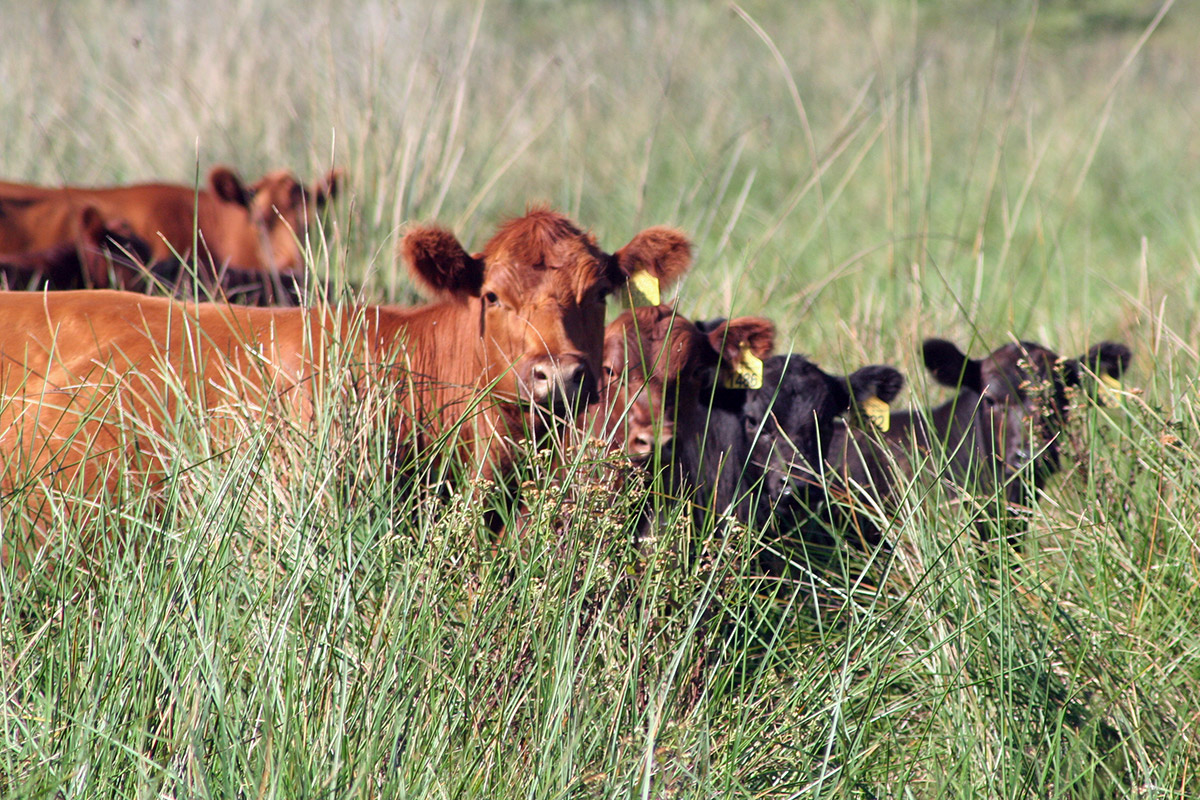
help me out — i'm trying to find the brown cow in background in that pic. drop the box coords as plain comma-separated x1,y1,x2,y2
0,204,152,290
0,208,691,557
0,165,339,293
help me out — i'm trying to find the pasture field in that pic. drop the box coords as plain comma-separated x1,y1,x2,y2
3,0,1200,796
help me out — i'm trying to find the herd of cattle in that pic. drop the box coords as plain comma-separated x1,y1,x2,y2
0,168,1132,564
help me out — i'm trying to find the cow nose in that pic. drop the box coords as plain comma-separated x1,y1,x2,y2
628,424,673,459
528,356,592,409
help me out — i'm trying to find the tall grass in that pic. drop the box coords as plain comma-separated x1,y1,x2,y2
2,0,1200,796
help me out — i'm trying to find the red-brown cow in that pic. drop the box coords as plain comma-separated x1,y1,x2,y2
0,165,339,277
0,204,152,290
0,208,691,556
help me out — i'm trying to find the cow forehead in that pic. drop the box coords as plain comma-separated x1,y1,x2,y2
985,343,1063,394
608,307,707,380
252,172,304,205
480,210,614,297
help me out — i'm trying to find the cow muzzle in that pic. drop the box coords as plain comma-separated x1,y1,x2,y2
628,421,674,461
522,354,596,412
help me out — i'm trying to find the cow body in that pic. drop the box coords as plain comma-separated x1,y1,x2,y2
0,209,692,553
0,205,152,291
0,166,339,281
825,339,1132,545
596,308,775,529
596,309,903,550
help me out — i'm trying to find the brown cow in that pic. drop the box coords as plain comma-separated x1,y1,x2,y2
0,165,340,278
0,205,152,290
0,208,691,555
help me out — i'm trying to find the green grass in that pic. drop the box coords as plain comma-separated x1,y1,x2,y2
3,0,1200,796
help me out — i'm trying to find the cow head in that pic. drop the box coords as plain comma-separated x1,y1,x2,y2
596,307,774,460
402,208,692,416
922,338,1133,498
745,357,904,510
208,165,341,272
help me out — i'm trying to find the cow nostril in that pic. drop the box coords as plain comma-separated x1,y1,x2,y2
630,431,654,455
560,361,586,388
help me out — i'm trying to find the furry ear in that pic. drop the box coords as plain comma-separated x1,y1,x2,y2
705,316,775,363
613,227,692,287
401,224,484,299
74,205,106,244
313,169,342,207
1079,342,1132,380
208,166,252,207
705,316,774,391
848,365,905,404
923,339,983,391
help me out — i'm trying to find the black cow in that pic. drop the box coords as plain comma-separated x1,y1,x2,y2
599,309,904,553
825,338,1133,547
592,306,775,529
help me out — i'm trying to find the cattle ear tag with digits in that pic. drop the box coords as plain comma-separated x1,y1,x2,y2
721,341,764,390
624,269,660,307
1099,373,1123,407
862,396,891,432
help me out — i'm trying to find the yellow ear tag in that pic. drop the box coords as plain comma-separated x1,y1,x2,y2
721,342,764,390
624,270,660,307
861,396,891,432
1098,373,1123,407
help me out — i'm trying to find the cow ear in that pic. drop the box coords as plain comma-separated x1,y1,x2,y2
707,316,775,362
1068,341,1132,404
613,227,692,290
709,317,774,390
849,365,905,404
923,339,983,391
1076,342,1132,383
208,166,252,207
313,169,342,208
75,205,107,244
847,365,904,431
401,224,484,299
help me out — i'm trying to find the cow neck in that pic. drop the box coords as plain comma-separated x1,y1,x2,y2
366,298,486,389
929,388,1004,478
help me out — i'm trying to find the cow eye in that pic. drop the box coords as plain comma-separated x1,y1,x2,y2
483,291,500,307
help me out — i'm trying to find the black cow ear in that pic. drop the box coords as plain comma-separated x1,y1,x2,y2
849,365,905,404
208,166,252,207
846,365,903,431
1080,342,1132,381
401,224,484,299
923,339,983,391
